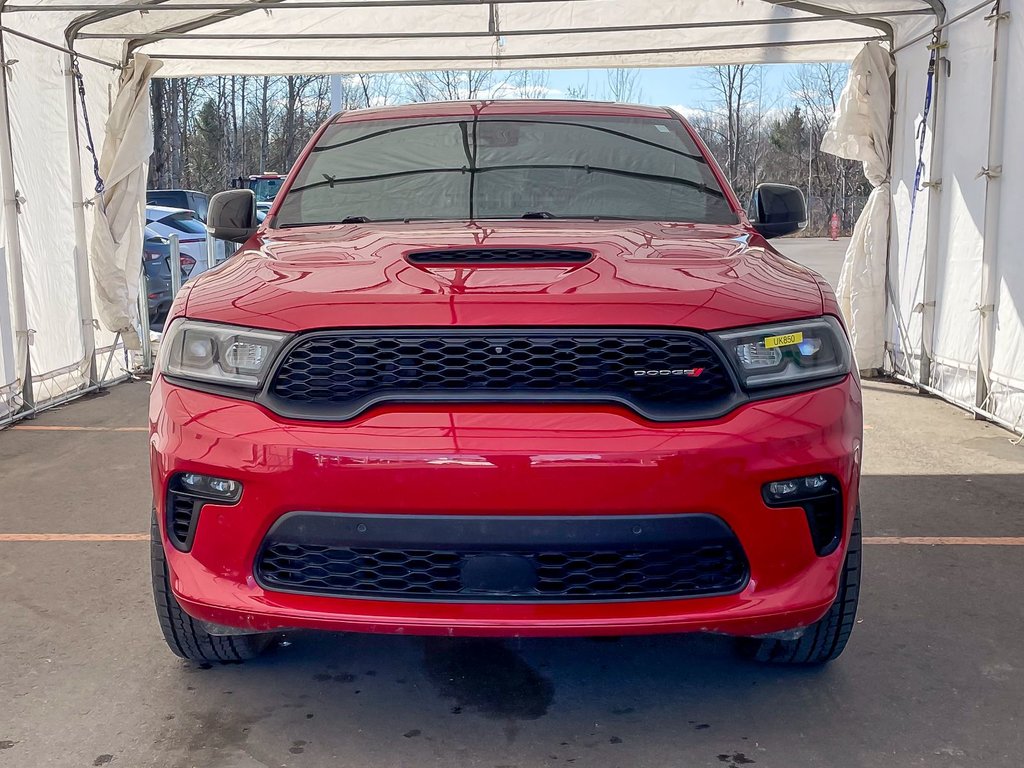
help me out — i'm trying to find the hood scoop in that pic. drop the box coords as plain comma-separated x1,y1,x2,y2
406,248,593,265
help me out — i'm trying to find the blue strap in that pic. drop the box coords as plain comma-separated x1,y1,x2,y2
905,44,938,248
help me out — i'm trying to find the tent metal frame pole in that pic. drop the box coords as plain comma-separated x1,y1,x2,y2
13,0,620,10
763,0,893,38
16,0,618,12
892,370,1024,439
916,29,948,388
53,0,944,76
974,0,1009,414
63,51,100,388
0,31,33,412
0,25,120,69
77,10,932,42
148,35,887,64
892,0,987,53
113,0,904,60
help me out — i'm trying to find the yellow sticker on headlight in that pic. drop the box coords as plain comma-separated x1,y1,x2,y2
764,331,804,349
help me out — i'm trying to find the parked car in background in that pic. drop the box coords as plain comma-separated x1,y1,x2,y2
142,225,195,330
230,173,285,215
147,189,210,222
146,206,211,278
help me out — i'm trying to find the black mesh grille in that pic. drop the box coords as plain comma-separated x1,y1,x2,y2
168,494,195,547
265,329,737,421
165,489,200,551
406,248,592,264
257,542,747,601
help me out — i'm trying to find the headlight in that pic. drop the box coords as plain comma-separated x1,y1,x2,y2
713,316,851,389
156,319,290,388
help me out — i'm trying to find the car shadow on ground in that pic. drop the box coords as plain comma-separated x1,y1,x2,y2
157,631,835,767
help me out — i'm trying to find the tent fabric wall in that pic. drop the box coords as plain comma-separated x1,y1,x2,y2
886,41,933,380
84,0,907,74
0,242,16,423
923,6,990,406
0,0,1022,437
989,7,1024,432
91,53,162,353
821,41,893,371
884,0,1023,434
0,16,127,422
5,33,89,405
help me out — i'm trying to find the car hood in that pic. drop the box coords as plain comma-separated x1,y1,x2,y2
183,221,825,332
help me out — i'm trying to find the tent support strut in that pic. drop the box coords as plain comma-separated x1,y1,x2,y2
64,52,100,388
0,30,33,411
974,0,1009,414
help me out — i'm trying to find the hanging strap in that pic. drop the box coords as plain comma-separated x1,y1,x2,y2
70,56,105,196
904,39,940,250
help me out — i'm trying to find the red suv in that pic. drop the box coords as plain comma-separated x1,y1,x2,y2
150,101,862,665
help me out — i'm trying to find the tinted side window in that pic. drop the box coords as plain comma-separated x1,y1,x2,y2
147,192,186,209
190,194,210,221
158,212,208,235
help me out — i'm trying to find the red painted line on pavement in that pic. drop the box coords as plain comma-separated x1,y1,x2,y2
0,533,150,541
10,425,146,432
863,536,1024,546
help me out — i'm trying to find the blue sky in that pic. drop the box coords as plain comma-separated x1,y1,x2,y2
538,65,801,110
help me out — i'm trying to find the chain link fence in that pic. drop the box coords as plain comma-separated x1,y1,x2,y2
801,195,869,237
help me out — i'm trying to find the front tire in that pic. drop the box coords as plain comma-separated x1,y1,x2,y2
740,508,862,664
150,511,272,663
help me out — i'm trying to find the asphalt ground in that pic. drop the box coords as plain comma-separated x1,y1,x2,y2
1,238,1022,768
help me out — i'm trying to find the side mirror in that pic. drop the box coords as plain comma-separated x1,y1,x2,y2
207,189,257,244
748,183,807,239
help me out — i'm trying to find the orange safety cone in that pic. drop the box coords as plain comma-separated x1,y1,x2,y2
829,212,840,241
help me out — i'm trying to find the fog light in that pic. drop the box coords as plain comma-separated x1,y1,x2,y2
767,479,800,499
762,474,843,556
166,473,242,552
179,472,242,500
764,474,832,504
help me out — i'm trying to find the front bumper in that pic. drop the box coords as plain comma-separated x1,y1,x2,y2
150,375,862,637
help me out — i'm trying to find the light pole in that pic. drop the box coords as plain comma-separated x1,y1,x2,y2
330,74,343,113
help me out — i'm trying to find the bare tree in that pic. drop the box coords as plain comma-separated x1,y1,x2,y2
149,78,169,188
605,69,643,103
510,70,551,99
403,70,511,101
350,73,400,108
258,76,272,173
695,65,771,200
788,63,864,229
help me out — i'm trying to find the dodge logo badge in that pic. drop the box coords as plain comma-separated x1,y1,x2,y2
633,368,705,377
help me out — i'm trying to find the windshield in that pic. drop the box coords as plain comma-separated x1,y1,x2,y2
275,114,737,226
252,178,284,203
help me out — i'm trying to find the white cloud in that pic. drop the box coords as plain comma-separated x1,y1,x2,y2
665,104,703,120
481,84,566,100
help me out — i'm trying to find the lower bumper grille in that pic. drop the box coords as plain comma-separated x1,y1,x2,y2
255,513,748,602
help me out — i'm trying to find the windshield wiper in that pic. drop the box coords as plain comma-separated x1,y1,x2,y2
501,214,663,222
277,216,371,228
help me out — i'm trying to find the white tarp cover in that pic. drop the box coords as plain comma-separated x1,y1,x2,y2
0,0,1023,435
91,53,162,352
821,41,893,370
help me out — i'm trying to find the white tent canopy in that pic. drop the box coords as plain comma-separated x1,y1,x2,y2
0,0,1021,437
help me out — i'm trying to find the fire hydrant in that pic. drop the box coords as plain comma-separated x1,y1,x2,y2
829,212,840,241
